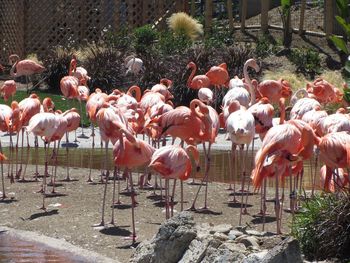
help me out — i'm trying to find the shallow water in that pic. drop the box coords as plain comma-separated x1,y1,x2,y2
1,144,319,189
0,232,87,263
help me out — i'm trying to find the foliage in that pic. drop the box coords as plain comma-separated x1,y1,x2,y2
279,0,292,47
288,47,321,78
42,47,74,93
104,26,133,51
292,193,350,261
167,12,203,40
224,44,255,78
203,20,234,49
82,44,125,93
133,25,158,54
157,31,192,55
255,34,277,59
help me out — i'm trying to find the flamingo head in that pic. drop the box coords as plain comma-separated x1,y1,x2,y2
186,61,196,69
160,78,173,89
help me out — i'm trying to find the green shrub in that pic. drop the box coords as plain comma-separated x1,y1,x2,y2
105,26,133,51
133,25,158,53
158,31,192,55
204,21,234,49
42,47,74,93
292,193,350,261
255,34,277,59
288,47,321,78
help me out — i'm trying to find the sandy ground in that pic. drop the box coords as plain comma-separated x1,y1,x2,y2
0,128,296,263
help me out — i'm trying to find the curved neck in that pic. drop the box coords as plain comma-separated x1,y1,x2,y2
187,64,197,88
186,145,199,166
244,61,255,107
68,58,76,76
127,86,141,102
160,78,172,89
190,99,208,119
278,98,286,124
10,57,19,77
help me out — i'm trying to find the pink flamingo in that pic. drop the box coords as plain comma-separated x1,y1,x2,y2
198,88,213,105
0,80,16,102
113,128,155,243
9,54,45,93
186,62,210,90
149,145,200,218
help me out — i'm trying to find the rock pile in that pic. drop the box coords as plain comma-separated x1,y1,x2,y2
130,212,303,263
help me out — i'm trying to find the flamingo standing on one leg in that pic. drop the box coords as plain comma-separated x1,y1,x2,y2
9,54,45,94
113,128,155,243
186,61,211,90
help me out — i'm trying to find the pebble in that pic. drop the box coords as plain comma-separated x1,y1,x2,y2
210,224,233,234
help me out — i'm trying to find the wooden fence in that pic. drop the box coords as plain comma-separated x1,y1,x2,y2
0,0,343,64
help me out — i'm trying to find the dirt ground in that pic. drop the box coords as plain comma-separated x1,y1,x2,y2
0,163,296,262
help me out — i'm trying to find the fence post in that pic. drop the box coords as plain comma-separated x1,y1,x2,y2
299,0,306,35
191,0,196,16
261,0,269,33
241,0,247,32
205,0,213,34
227,0,234,31
325,0,333,37
114,0,121,31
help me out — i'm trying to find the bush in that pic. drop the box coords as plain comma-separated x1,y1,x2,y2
104,26,133,51
133,25,158,54
157,31,192,55
292,193,350,261
288,47,321,78
42,47,74,93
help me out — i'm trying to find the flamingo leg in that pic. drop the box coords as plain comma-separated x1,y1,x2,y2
51,141,61,193
87,124,95,183
127,168,137,244
239,144,250,225
227,150,233,190
231,143,238,202
170,179,177,217
202,142,212,210
65,132,71,181
110,166,117,225
274,166,281,234
34,136,39,180
180,180,183,211
312,150,319,197
0,141,6,199
17,128,25,181
165,178,169,219
8,130,14,183
15,132,19,179
41,142,50,210
262,178,267,231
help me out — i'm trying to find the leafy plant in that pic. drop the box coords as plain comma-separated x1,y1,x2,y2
104,26,133,51
42,47,74,93
255,34,276,59
133,25,158,54
204,20,234,49
292,193,350,261
157,31,192,55
288,47,321,78
279,0,292,47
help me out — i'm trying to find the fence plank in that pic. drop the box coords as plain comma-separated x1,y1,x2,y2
324,0,333,37
261,0,269,33
299,0,306,35
205,0,213,34
241,0,247,32
191,0,196,16
227,0,234,31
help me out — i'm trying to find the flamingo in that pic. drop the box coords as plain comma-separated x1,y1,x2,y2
306,78,343,103
0,80,16,102
186,61,210,90
9,54,45,93
60,56,79,100
27,111,68,210
125,55,144,75
256,79,292,103
113,128,155,243
149,145,200,218
150,79,174,101
205,62,229,109
319,165,349,193
198,88,213,105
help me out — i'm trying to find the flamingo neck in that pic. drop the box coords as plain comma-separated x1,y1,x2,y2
187,64,197,88
244,61,255,107
127,86,141,102
279,98,286,124
10,61,18,77
68,58,76,76
186,145,199,166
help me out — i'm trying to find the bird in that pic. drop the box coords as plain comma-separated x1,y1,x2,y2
150,79,174,101
319,165,349,193
125,55,144,75
60,56,79,100
290,97,321,120
0,80,16,102
9,54,45,94
256,78,292,104
198,88,213,105
205,62,229,87
149,145,200,218
113,128,155,243
186,61,211,90
306,78,343,103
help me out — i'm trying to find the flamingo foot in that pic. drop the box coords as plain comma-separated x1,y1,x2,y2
92,221,105,228
1,194,7,200
124,234,137,244
39,206,47,211
109,220,116,225
36,188,44,193
185,205,198,212
242,208,249,215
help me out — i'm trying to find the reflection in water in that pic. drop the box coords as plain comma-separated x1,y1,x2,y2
0,232,87,263
2,145,319,190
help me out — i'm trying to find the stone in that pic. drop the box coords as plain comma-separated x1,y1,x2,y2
201,244,245,263
210,224,233,234
237,236,260,249
130,212,197,263
178,238,210,263
261,236,303,263
246,229,265,237
228,229,244,240
222,242,247,253
242,250,269,263
213,232,229,242
260,235,285,250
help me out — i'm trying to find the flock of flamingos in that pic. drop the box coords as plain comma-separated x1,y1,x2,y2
0,53,349,243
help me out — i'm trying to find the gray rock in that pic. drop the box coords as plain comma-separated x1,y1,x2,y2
260,235,285,250
261,236,303,263
210,224,233,234
237,236,260,249
213,232,228,242
222,242,247,253
178,238,210,263
228,229,244,239
243,250,269,263
130,212,197,263
201,245,245,263
246,229,265,237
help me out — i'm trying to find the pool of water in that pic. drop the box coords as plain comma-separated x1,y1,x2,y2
0,231,88,263
1,144,319,189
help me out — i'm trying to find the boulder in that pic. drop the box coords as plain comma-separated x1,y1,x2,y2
130,212,196,263
261,236,303,263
